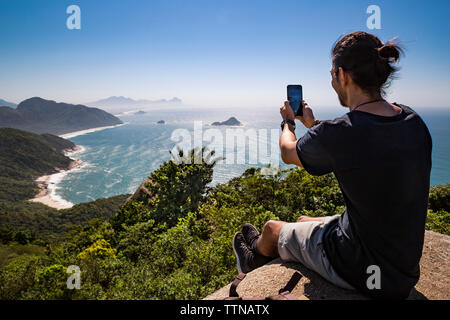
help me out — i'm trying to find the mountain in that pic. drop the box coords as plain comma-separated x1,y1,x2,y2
87,96,182,113
0,128,75,201
0,99,16,108
0,97,123,135
90,96,138,107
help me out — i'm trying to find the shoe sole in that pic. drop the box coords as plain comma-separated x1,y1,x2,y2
232,232,243,273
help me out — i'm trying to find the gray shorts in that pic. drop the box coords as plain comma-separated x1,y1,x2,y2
278,215,354,290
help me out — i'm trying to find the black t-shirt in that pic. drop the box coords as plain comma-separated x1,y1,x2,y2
296,104,432,299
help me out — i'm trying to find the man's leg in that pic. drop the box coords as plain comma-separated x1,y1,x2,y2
256,220,287,258
274,215,355,290
233,217,327,273
255,216,324,257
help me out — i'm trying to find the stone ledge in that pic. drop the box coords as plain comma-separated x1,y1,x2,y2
204,231,450,300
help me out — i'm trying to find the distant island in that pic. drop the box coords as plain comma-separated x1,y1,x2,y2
157,120,165,124
0,97,123,135
211,117,242,126
135,110,146,115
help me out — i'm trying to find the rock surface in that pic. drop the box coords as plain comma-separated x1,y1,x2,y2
125,177,156,204
204,231,450,300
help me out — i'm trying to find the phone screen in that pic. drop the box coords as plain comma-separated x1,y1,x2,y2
287,85,303,116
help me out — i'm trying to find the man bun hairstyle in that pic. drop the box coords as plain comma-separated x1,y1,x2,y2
377,41,401,62
332,31,403,96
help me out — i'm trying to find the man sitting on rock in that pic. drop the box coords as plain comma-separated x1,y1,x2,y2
232,31,432,299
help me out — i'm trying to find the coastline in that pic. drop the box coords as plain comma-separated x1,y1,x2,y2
44,120,271,207
29,123,127,209
59,123,126,139
29,146,86,209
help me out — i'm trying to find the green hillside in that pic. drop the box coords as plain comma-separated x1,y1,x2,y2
0,195,128,244
0,128,75,201
0,148,447,300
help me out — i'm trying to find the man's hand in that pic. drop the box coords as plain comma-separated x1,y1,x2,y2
280,101,295,120
296,100,318,129
297,216,325,223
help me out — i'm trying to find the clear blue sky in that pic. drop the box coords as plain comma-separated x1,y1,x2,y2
1,0,449,108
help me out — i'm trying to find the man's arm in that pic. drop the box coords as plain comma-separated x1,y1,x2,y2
280,122,302,166
279,100,318,166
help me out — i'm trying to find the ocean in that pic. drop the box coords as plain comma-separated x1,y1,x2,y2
55,106,450,206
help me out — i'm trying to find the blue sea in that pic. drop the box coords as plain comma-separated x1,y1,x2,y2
56,106,450,206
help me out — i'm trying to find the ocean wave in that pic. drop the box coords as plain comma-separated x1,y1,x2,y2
49,150,92,208
47,171,75,208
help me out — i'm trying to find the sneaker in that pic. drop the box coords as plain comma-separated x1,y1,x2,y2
232,232,255,274
242,223,260,248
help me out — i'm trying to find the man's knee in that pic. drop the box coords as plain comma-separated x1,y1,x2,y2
262,220,284,237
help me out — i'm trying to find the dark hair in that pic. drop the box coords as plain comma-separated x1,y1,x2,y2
332,31,403,96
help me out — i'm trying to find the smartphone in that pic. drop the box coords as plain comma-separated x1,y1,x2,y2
287,85,303,116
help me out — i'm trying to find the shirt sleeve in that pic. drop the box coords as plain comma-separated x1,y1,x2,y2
296,124,334,176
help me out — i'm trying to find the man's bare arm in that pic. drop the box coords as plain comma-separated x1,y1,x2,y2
279,100,317,166
279,123,302,166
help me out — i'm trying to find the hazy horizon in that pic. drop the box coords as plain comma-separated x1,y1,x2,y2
4,95,450,111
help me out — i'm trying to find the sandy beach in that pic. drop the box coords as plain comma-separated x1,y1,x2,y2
59,123,126,139
28,147,85,209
